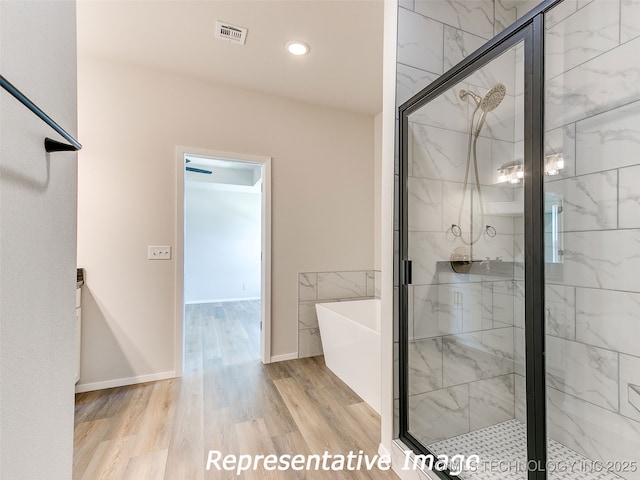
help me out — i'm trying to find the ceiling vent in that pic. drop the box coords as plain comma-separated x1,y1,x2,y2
215,21,248,45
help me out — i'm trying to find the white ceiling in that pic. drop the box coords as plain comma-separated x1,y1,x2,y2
185,154,262,188
76,0,385,115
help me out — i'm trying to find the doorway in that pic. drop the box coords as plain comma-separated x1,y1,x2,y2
175,146,271,372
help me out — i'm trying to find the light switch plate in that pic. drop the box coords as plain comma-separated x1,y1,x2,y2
148,245,171,260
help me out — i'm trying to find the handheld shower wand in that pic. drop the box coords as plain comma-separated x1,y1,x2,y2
454,83,506,248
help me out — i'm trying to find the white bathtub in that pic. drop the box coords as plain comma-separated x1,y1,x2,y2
316,299,381,414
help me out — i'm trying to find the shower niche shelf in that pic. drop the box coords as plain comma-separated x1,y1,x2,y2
486,202,524,216
436,260,517,278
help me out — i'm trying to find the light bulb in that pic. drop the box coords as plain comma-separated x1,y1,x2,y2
286,41,310,56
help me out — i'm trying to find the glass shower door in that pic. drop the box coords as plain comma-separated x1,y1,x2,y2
402,39,527,478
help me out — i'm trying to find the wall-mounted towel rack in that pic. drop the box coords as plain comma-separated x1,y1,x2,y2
1,74,82,153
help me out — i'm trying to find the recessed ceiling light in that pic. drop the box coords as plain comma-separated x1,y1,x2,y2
286,41,310,56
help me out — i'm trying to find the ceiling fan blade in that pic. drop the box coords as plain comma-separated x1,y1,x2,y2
186,166,212,174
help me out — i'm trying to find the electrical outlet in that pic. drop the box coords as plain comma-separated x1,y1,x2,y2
148,245,171,260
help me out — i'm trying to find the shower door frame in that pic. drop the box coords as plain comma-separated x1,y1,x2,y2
397,2,563,479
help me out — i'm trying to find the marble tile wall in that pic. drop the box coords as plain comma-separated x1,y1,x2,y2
297,270,379,358
408,274,520,444
396,1,640,471
538,0,640,474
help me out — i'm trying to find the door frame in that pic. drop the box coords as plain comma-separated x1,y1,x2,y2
175,145,272,371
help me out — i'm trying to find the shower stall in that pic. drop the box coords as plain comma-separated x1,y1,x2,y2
395,0,640,479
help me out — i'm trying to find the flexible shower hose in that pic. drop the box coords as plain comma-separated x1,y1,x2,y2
456,106,486,246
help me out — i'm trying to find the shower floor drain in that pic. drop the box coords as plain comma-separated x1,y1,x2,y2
427,419,624,480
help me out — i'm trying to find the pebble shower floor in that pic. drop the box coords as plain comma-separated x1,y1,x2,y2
428,419,624,480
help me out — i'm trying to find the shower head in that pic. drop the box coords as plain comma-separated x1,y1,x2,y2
460,84,507,111
480,83,506,112
459,89,481,105
470,83,507,136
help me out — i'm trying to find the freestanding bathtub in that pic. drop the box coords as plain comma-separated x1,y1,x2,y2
316,299,381,414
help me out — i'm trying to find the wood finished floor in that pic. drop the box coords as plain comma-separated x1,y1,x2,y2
73,300,398,479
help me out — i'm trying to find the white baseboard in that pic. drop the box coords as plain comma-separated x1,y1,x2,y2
185,297,260,304
269,352,298,363
75,371,176,393
378,443,391,458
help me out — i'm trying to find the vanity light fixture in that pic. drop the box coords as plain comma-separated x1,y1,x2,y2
544,153,565,176
497,161,524,184
286,41,310,56
497,153,565,184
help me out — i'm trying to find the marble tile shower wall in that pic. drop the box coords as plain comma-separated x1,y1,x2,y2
394,0,524,444
297,271,380,359
537,1,640,476
395,0,640,474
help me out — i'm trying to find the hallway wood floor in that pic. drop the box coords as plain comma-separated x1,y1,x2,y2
73,300,398,479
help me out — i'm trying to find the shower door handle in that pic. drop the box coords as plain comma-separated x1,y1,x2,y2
401,259,412,285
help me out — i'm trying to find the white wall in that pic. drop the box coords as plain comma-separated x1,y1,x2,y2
374,112,383,271
0,2,77,478
380,0,398,462
77,56,375,388
184,182,261,302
